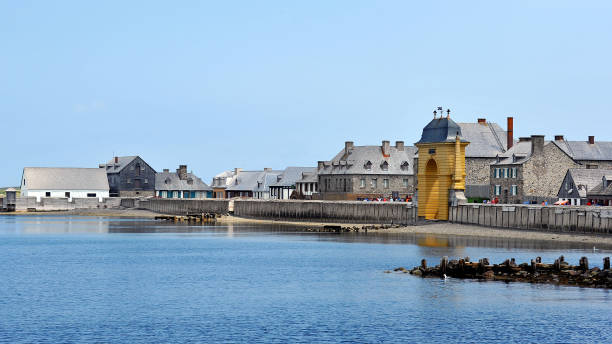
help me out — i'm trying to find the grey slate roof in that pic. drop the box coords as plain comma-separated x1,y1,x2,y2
155,171,212,191
225,170,283,192
457,122,508,158
102,156,138,173
587,177,612,196
270,167,317,187
563,169,611,198
492,141,535,165
417,117,465,144
553,141,612,161
296,171,318,184
319,145,417,176
22,168,109,190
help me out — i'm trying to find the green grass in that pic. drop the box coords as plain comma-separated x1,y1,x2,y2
0,187,20,197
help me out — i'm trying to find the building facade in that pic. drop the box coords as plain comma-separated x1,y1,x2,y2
155,165,212,199
295,171,318,198
269,167,317,200
225,169,282,199
317,140,417,200
586,174,612,206
557,168,610,206
21,167,110,202
100,156,156,197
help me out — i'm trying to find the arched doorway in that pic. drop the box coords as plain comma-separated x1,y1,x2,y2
423,159,439,220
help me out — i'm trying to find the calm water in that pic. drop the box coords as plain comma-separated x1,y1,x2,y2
0,216,611,343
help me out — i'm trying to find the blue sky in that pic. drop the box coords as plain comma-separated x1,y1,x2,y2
2,1,611,186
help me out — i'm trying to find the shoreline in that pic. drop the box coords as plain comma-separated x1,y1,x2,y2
2,209,612,246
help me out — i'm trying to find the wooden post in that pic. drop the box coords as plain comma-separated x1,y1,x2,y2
559,255,565,263
579,257,589,271
536,257,542,263
440,256,448,275
554,259,561,271
464,256,470,263
604,257,610,270
531,259,537,273
421,259,427,269
482,258,490,266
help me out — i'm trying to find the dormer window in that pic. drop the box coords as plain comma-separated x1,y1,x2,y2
165,178,171,184
187,178,193,185
400,161,409,171
364,161,372,170
380,161,389,171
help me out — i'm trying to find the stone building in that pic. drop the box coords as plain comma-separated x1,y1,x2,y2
211,168,241,199
553,136,612,169
586,174,612,206
557,168,610,206
490,135,580,204
295,171,318,198
224,168,282,199
317,140,417,200
100,156,156,197
459,117,514,200
269,167,317,200
155,165,212,199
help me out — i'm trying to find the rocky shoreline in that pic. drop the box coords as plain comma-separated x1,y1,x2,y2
389,256,612,289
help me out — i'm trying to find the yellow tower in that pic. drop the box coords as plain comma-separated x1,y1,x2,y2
415,109,469,220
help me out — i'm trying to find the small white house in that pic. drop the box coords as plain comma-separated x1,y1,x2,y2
21,167,110,202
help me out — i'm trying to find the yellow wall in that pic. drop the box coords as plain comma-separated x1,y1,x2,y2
416,140,467,220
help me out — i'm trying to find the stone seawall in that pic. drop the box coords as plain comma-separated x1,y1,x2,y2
138,199,230,215
10,197,121,211
450,204,612,234
234,200,417,225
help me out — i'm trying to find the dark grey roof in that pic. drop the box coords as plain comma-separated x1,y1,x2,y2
270,167,317,187
22,168,109,190
564,169,611,198
155,171,212,191
587,176,612,196
458,122,508,158
319,145,417,176
553,141,612,161
417,117,465,144
492,141,534,165
102,156,138,173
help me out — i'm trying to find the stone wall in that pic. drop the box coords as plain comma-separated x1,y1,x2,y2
13,197,122,211
522,143,580,201
318,174,415,200
234,199,417,225
138,199,230,215
450,204,612,233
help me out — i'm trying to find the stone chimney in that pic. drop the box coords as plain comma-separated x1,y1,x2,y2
318,161,325,170
177,165,188,180
382,140,391,157
507,117,514,150
478,118,487,125
531,135,545,156
588,136,595,145
344,141,354,156
395,141,405,151
555,135,564,141
234,168,243,175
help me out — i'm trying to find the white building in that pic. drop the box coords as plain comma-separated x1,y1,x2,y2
269,167,317,200
20,167,110,202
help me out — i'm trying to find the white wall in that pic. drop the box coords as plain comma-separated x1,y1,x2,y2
22,190,109,202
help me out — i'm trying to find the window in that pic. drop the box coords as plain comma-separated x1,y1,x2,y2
403,179,409,188
23,179,26,186
364,161,372,170
511,185,517,196
371,178,377,188
144,178,148,184
65,192,71,198
401,161,409,171
494,185,501,196
383,179,389,188
587,164,598,169
428,148,436,154
511,167,517,178
380,161,389,171
360,178,366,188
87,193,96,197
45,192,51,197
127,178,132,184
493,168,499,178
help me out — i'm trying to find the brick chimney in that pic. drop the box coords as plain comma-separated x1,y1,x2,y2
477,118,487,125
177,165,188,180
531,135,545,156
114,156,119,164
588,136,595,144
382,140,391,157
507,117,514,150
395,141,405,151
344,141,354,156
555,135,564,141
